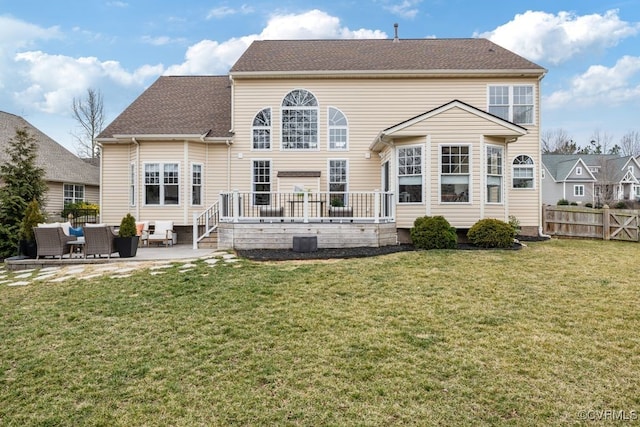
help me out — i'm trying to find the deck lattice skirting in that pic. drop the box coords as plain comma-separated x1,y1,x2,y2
217,222,398,250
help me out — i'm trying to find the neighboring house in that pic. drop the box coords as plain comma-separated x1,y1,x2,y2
542,154,640,206
98,38,547,249
0,111,100,219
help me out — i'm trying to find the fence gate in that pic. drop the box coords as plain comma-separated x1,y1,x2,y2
607,210,639,241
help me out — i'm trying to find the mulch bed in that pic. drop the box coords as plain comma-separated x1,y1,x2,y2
235,237,545,261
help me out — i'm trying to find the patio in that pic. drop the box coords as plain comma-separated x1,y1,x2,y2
4,244,216,271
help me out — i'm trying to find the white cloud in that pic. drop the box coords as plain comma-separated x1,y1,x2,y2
166,9,386,75
13,51,163,113
476,9,640,65
544,55,640,109
206,5,254,19
384,0,422,19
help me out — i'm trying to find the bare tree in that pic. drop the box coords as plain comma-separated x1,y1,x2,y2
72,88,105,159
582,129,617,154
541,128,577,153
619,130,640,157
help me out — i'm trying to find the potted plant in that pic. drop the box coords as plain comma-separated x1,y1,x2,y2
114,213,139,258
19,198,45,258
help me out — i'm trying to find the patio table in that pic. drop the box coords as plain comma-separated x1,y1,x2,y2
68,238,85,258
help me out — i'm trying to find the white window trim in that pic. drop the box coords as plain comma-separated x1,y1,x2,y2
511,155,536,190
397,144,425,204
252,107,272,151
327,106,348,151
439,143,472,204
143,162,181,206
485,144,504,205
487,84,536,125
251,158,272,207
574,184,585,197
280,89,320,151
63,183,85,205
191,162,204,206
328,158,349,204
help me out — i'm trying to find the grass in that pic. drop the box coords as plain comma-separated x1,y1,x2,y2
1,238,639,426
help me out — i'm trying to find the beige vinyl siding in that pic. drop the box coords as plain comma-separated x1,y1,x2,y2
231,76,541,229
101,140,231,226
43,181,63,218
101,143,133,225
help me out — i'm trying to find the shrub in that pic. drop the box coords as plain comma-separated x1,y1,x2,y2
20,198,45,242
410,216,457,250
585,203,593,208
508,215,521,235
570,201,578,206
557,199,569,205
614,201,627,209
467,218,515,248
118,213,137,238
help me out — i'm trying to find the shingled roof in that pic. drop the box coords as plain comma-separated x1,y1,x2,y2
0,111,99,186
230,39,546,75
99,76,232,139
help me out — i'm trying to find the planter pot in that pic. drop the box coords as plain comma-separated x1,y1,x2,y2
115,236,139,258
19,239,37,259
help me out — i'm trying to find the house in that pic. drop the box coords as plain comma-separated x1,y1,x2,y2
0,111,100,220
97,37,547,249
542,154,640,206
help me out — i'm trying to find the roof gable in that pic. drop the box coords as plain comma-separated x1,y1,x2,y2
231,39,546,76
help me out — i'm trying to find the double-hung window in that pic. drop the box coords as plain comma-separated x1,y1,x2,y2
489,85,534,125
486,145,503,203
441,145,470,203
329,159,348,206
63,184,85,205
574,185,585,197
398,146,422,203
191,163,203,206
281,89,318,150
252,108,271,150
252,160,271,205
328,107,348,150
144,163,179,205
512,155,535,188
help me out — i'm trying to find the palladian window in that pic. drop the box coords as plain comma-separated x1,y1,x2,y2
281,89,318,150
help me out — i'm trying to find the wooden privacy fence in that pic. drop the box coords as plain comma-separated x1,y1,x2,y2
543,205,639,242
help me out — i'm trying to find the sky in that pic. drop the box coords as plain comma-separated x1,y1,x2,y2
1,0,640,155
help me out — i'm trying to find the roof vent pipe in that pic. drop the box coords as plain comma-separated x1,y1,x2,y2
393,23,399,42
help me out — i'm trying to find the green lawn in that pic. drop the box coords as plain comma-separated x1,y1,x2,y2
1,239,639,426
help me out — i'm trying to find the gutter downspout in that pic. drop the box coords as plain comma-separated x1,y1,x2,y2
226,140,231,191
132,137,140,221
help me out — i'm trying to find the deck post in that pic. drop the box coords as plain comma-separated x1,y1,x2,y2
192,213,198,250
374,189,380,224
303,191,309,223
233,190,240,223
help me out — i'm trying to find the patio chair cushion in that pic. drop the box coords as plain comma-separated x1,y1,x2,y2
147,221,176,246
69,226,83,237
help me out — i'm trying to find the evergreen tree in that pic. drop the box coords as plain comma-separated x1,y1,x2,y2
0,127,47,258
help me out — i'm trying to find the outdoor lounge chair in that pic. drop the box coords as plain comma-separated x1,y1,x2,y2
83,224,118,258
146,220,176,247
33,226,74,259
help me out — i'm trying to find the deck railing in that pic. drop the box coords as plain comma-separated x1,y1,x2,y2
192,191,395,248
219,190,395,224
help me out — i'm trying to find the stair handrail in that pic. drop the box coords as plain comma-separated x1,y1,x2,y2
192,200,220,249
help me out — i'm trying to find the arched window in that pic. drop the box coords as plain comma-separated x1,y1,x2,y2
252,108,271,150
512,155,534,188
281,89,318,150
328,107,348,150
